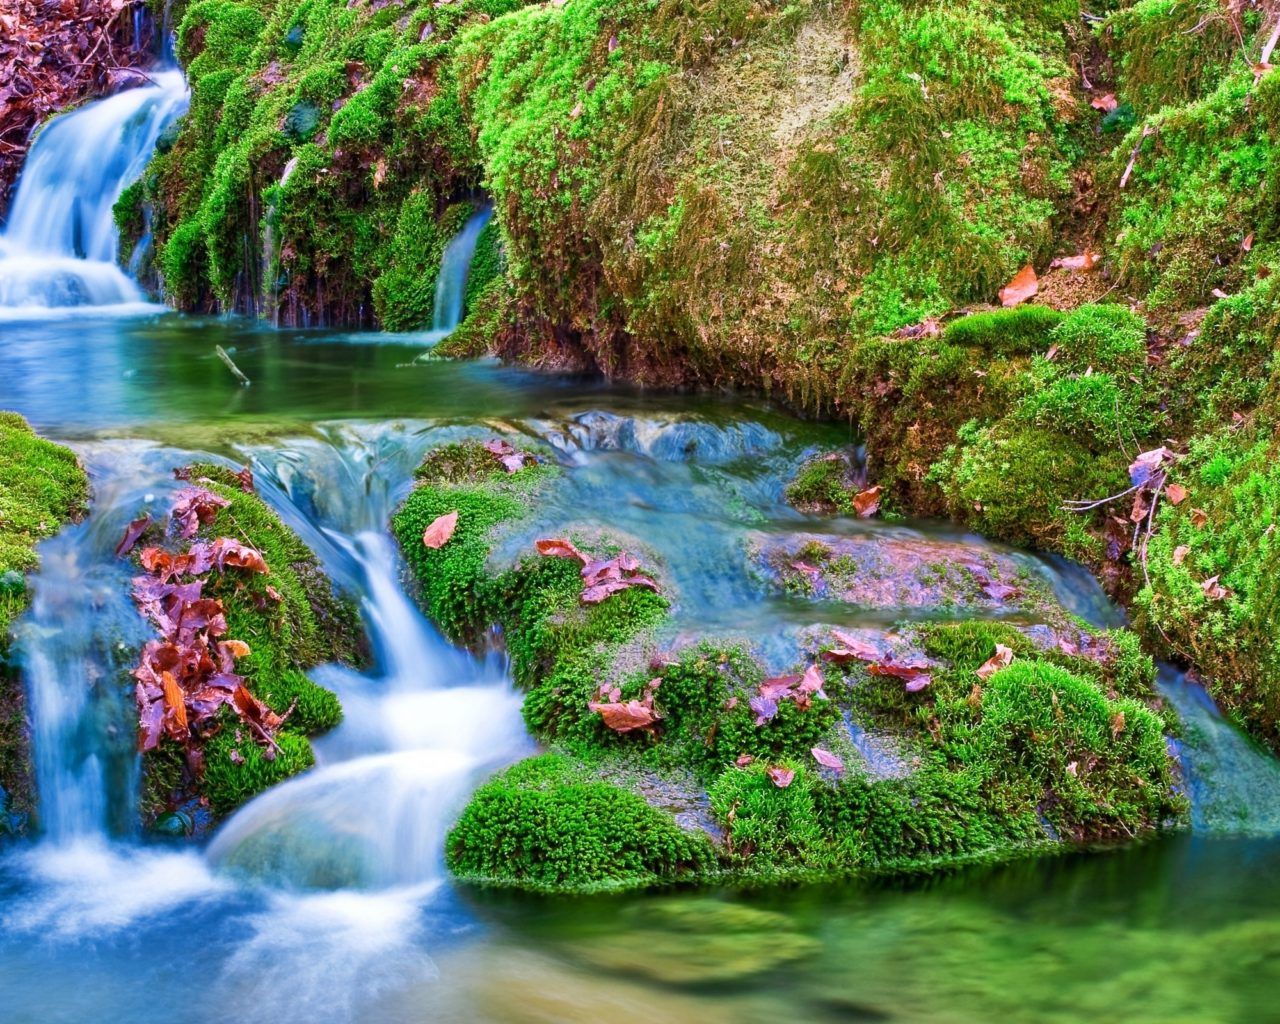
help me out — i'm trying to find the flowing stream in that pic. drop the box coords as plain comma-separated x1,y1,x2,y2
2,81,1280,1024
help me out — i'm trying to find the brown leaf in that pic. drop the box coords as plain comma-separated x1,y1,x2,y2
998,264,1038,307
171,487,230,539
589,698,661,733
210,537,269,574
1111,711,1126,740
1090,92,1118,113
162,670,188,738
735,753,755,767
1128,447,1172,489
766,766,795,788
1164,483,1188,505
811,747,844,773
975,644,1014,681
1050,251,1100,271
853,485,883,518
422,511,459,549
1200,575,1229,600
1242,231,1255,252
1172,544,1190,566
1190,508,1209,528
824,628,882,663
236,466,255,493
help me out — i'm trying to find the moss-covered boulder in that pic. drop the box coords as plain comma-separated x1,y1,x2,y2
394,438,1183,894
136,462,362,831
0,412,89,834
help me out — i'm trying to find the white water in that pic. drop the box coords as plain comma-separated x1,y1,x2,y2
0,71,187,314
415,205,494,347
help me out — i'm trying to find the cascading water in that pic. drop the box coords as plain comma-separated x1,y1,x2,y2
415,205,494,347
0,71,187,313
205,424,531,889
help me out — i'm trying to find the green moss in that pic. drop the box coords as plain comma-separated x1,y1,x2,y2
785,452,860,515
709,760,828,868
941,305,1065,356
1137,431,1280,750
201,716,316,816
447,753,715,893
1045,304,1148,375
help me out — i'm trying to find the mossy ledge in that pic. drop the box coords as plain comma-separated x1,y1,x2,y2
393,439,1184,894
0,413,90,836
138,462,363,834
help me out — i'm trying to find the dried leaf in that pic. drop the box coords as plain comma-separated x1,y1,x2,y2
1050,251,1100,271
1172,544,1190,566
171,487,231,539
766,766,795,788
998,264,1038,307
1128,447,1172,489
1190,508,1209,528
161,671,189,737
422,511,459,549
1242,231,1255,252
1164,483,1187,505
535,537,588,564
750,694,779,725
1201,575,1229,600
975,644,1014,681
1090,93,1118,113
115,515,151,558
589,698,661,733
811,747,845,773
824,628,882,664
1110,711,1126,740
236,466,255,493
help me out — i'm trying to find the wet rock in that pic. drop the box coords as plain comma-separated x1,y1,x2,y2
754,530,1036,611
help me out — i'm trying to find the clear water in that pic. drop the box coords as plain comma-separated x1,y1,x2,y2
1,314,1278,1023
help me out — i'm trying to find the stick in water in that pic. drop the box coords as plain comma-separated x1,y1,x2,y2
216,345,251,386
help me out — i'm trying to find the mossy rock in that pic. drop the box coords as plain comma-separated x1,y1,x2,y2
140,462,362,828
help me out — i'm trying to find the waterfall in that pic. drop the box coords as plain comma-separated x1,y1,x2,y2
416,205,494,346
0,71,188,314
202,425,530,890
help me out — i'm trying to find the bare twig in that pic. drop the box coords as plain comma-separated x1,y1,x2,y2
1120,125,1154,189
216,345,252,386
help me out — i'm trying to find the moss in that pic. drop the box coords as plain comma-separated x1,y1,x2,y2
785,451,861,515
140,461,360,825
447,753,715,893
709,760,828,867
0,413,88,831
1045,303,1149,375
942,306,1065,356
1136,430,1280,750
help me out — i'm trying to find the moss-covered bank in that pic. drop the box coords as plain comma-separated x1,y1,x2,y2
0,414,90,834
136,463,362,833
393,438,1182,893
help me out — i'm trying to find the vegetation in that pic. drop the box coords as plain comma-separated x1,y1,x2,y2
393,439,1182,893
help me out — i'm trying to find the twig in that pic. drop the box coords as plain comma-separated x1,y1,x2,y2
216,345,252,386
1063,482,1142,511
1120,125,1154,189
1261,16,1280,67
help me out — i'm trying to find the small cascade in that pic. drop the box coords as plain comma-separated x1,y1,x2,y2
206,425,530,890
415,205,494,347
0,71,187,314
15,443,183,841
260,156,300,326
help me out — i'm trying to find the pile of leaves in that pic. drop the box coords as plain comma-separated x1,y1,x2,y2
535,538,662,604
749,664,828,724
0,0,151,214
823,628,933,692
119,486,284,759
589,677,663,735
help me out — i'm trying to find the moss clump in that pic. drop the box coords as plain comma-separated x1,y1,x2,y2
785,451,862,515
447,754,714,893
0,413,89,831
941,306,1065,356
140,462,361,826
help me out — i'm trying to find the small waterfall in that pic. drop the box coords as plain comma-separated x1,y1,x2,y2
416,205,493,346
15,443,180,841
260,157,300,326
206,426,530,890
0,71,188,314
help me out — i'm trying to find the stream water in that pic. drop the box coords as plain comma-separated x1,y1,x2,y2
2,80,1280,1024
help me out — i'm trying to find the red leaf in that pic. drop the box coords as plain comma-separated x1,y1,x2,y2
171,487,230,539
1164,483,1188,505
811,747,844,773
236,466,255,493
535,537,588,564
767,766,795,788
824,628,882,663
422,511,459,549
998,264,1038,307
1050,251,1100,271
210,537,269,573
1090,93,1118,113
115,515,151,558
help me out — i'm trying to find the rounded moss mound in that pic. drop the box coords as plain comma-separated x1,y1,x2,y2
447,754,715,893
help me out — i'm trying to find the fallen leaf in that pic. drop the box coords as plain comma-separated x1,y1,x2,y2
1090,93,1118,113
1164,483,1188,505
1111,711,1126,740
1050,251,1100,271
535,537,588,564
1201,575,1229,600
736,753,755,767
115,515,151,558
811,747,845,773
422,511,459,549
1190,508,1209,528
170,487,230,539
589,698,661,733
975,644,1014,681
750,694,779,725
1242,232,1255,252
853,485,883,518
161,671,188,738
236,466,255,493
1128,447,1172,489
767,766,795,788
1172,544,1190,566
824,628,882,663
998,264,1038,307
